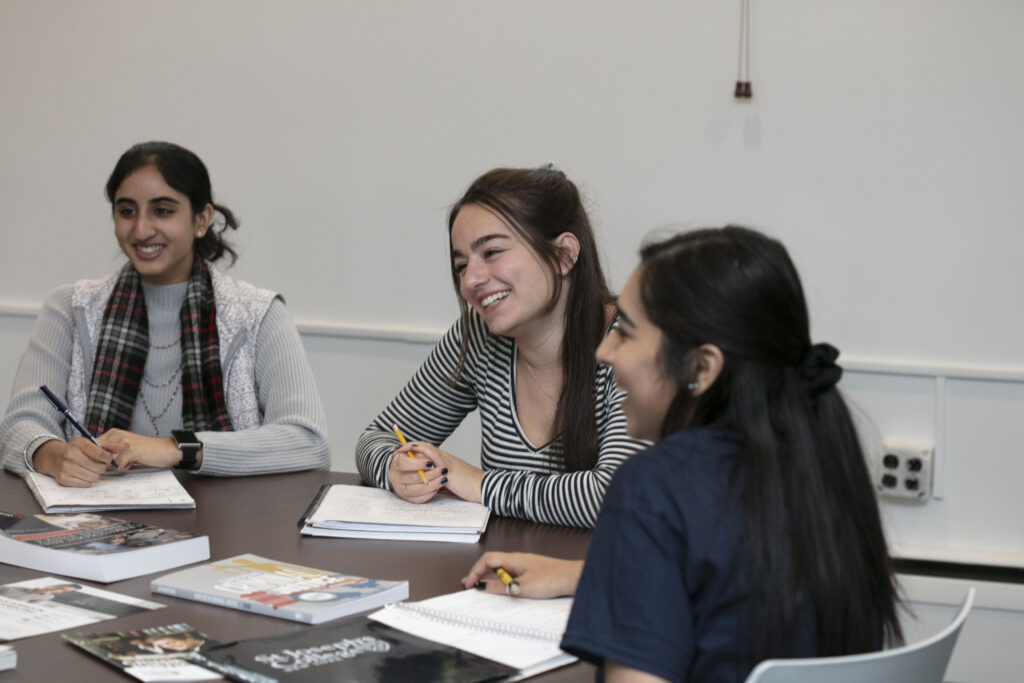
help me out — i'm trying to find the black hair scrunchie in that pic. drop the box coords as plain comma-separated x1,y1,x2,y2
799,343,842,397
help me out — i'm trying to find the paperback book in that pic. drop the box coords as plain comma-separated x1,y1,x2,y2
151,554,408,624
299,484,490,543
0,510,209,582
0,576,164,641
193,616,515,683
24,469,195,513
64,622,221,682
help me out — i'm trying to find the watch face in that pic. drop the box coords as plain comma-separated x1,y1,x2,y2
173,430,200,447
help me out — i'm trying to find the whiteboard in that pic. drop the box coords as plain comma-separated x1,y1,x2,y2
1,0,1021,366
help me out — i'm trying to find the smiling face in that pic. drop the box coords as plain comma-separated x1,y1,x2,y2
450,203,565,341
113,165,212,285
596,266,679,441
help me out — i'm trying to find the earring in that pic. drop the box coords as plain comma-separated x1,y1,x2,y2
687,382,700,393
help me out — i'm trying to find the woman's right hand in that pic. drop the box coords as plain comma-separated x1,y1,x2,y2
387,445,447,503
461,552,584,599
32,437,125,487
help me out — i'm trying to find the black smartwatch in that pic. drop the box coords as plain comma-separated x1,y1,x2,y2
172,430,202,470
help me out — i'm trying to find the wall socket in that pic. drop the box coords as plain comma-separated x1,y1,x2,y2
875,444,933,502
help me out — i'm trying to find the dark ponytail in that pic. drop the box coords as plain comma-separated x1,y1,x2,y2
637,227,903,659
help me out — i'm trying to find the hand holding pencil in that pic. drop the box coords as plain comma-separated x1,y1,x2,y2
388,423,451,503
461,552,585,599
392,424,428,484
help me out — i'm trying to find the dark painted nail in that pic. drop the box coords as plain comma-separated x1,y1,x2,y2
441,468,449,475
426,461,435,468
473,581,487,590
441,477,448,485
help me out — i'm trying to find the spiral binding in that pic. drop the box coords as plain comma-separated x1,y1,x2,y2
390,602,561,642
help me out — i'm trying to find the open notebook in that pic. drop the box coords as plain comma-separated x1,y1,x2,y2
299,484,489,543
23,470,194,513
370,589,577,679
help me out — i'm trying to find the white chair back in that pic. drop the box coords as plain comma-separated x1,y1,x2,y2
744,587,975,683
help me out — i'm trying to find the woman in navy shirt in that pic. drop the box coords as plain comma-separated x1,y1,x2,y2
464,227,903,682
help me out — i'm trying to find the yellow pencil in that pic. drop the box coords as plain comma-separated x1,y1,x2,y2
495,567,521,596
392,423,428,483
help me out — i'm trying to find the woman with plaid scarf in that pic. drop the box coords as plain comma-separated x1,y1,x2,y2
0,142,329,486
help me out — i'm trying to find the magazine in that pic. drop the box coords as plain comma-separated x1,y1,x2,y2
64,622,221,682
0,576,164,641
194,616,514,682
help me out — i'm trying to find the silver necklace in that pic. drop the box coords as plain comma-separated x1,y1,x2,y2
139,381,181,436
143,362,183,389
149,337,181,351
140,359,184,435
524,360,559,403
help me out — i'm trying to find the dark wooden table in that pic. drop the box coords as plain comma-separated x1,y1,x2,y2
0,469,595,681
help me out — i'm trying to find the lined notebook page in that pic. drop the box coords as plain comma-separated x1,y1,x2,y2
309,485,488,531
370,589,576,671
25,470,195,511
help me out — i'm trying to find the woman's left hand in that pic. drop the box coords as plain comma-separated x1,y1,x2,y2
98,429,181,470
398,441,484,504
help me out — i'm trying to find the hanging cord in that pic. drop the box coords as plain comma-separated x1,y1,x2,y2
735,0,752,99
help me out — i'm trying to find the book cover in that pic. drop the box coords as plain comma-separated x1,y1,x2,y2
0,576,164,641
194,616,515,683
24,469,195,513
151,554,409,625
0,511,209,583
298,484,490,543
64,622,221,682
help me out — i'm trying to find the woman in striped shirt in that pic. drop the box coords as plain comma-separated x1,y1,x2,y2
356,166,645,528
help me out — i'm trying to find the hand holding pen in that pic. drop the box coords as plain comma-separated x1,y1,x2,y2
34,385,122,486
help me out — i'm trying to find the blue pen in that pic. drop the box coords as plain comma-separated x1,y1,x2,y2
39,385,117,468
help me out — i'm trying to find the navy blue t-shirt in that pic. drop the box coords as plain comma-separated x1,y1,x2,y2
560,428,816,682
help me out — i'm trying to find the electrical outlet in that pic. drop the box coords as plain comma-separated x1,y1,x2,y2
875,444,933,502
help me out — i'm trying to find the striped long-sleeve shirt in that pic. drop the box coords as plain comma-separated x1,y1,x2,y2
355,311,647,528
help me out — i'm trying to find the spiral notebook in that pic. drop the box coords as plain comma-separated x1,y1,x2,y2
369,589,577,679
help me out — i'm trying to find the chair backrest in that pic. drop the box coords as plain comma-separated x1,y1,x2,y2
744,587,975,683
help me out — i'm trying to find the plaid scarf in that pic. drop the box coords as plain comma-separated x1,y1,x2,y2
83,259,234,435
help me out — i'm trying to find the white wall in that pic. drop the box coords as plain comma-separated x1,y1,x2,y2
1,2,1023,677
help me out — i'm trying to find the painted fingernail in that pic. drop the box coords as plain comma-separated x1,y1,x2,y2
426,461,435,468
473,581,487,590
441,468,449,475
441,477,449,485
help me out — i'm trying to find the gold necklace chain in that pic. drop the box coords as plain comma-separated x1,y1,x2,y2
524,360,558,403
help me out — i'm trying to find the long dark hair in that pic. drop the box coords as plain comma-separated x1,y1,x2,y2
637,226,902,657
447,166,614,473
105,141,239,265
